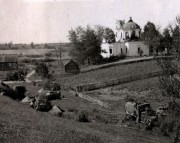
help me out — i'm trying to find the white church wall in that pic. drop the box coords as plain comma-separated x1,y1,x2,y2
125,42,130,56
101,43,111,58
112,43,121,56
125,41,149,56
135,29,140,38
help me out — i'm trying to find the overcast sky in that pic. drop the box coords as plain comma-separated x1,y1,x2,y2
0,0,180,43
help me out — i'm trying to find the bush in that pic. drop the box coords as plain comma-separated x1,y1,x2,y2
5,68,27,81
101,54,126,64
26,54,43,58
44,80,61,91
159,116,177,136
78,110,89,122
45,52,53,57
119,53,126,59
41,58,56,63
21,58,39,64
35,63,49,78
158,101,180,141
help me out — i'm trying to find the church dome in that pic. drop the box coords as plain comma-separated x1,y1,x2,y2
123,17,140,30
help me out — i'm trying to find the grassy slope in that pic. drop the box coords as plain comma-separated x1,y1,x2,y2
55,61,160,87
84,77,164,111
0,91,170,143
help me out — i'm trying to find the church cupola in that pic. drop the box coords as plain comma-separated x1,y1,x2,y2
128,17,133,22
115,17,141,42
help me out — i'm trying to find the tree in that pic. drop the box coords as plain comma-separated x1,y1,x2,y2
8,41,13,49
158,59,180,100
142,22,162,55
35,63,49,78
161,28,173,55
103,28,115,44
172,16,180,59
68,26,101,65
158,15,180,101
151,16,180,142
30,42,35,49
94,26,115,44
94,25,105,43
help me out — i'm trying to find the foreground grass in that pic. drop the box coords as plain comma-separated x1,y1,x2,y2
0,88,170,143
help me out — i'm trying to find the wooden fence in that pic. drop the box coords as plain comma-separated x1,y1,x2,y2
71,71,163,92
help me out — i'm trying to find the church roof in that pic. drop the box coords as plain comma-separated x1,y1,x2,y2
122,17,140,30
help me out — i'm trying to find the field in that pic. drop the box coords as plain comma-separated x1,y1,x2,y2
55,60,161,87
0,43,72,61
0,78,172,143
0,49,53,56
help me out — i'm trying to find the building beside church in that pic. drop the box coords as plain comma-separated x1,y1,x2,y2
101,17,150,58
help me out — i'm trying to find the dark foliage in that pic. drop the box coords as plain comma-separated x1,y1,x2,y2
69,26,115,65
44,80,61,91
101,54,126,63
35,63,49,78
157,58,180,99
5,68,27,81
141,21,162,55
78,110,90,122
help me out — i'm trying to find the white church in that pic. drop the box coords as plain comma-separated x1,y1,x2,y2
101,17,150,58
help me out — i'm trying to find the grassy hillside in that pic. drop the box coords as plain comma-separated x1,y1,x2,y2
0,87,171,143
55,60,160,87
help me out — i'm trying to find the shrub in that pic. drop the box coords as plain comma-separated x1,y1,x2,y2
21,58,39,64
44,80,61,91
35,63,49,78
108,55,119,62
119,53,126,59
159,116,176,136
78,110,89,122
45,52,53,57
44,80,52,90
172,124,180,143
5,68,27,81
26,54,43,58
101,54,126,64
41,58,55,63
158,101,180,140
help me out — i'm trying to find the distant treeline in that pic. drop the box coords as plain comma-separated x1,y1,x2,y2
0,42,72,50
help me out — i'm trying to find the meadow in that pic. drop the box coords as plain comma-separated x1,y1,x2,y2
0,49,54,55
0,78,172,143
54,60,161,87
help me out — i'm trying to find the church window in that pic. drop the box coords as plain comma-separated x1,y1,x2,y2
125,32,129,39
121,48,123,53
126,47,128,53
110,49,112,54
138,47,140,53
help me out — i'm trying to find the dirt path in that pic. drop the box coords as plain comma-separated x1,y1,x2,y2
25,70,36,83
4,70,41,84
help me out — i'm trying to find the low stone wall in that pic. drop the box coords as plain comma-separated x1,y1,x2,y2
71,71,163,92
71,91,111,109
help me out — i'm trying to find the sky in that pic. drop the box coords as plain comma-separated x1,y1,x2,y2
0,0,180,44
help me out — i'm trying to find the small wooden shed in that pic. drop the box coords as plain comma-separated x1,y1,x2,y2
60,59,80,74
